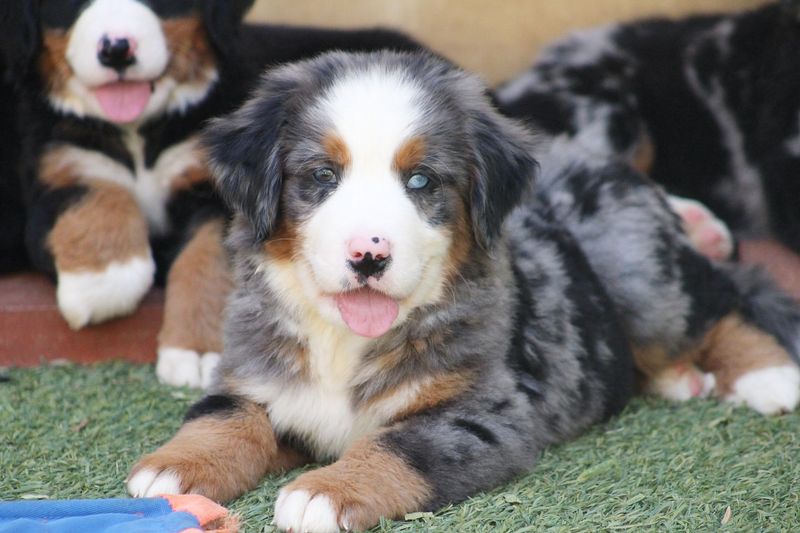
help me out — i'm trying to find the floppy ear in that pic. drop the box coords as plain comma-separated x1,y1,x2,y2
0,0,41,84
202,70,297,242
202,0,255,57
468,105,539,249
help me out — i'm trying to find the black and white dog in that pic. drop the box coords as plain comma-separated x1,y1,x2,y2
497,0,800,255
128,51,800,532
0,0,420,386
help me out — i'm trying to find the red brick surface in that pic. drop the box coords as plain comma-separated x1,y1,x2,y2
0,273,162,367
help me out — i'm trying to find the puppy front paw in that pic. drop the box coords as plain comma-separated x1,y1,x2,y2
57,254,155,329
274,489,343,533
127,467,184,498
156,348,220,389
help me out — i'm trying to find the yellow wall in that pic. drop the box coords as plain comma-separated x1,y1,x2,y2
247,0,770,84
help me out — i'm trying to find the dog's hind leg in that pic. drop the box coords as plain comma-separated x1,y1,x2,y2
696,313,800,415
156,219,232,389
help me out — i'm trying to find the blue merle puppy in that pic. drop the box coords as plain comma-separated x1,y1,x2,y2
127,51,800,532
497,1,800,256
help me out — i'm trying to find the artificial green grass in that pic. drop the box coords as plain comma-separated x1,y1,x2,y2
1,361,798,532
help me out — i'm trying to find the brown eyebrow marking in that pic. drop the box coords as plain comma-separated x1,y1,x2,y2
392,136,426,174
322,132,352,169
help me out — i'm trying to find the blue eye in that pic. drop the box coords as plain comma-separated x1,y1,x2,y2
406,173,430,190
313,168,337,184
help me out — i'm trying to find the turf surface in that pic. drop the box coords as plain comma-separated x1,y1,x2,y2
1,361,798,532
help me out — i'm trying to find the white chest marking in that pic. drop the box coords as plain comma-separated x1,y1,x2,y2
235,314,424,460
53,135,202,233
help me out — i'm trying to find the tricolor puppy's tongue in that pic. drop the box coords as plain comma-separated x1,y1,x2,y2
335,288,399,338
93,81,151,123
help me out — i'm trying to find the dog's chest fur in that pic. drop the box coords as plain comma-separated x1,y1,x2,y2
235,317,423,460
53,132,200,233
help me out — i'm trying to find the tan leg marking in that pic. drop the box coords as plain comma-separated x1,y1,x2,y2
161,17,217,83
276,436,431,531
158,220,232,353
129,401,307,503
630,132,655,175
47,182,149,271
697,314,794,396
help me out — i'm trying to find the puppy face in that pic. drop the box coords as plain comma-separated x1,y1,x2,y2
34,0,244,124
207,52,537,338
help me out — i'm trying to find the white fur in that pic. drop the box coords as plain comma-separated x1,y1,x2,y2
127,468,182,498
274,489,341,533
646,365,716,401
47,137,202,233
67,0,168,87
668,195,734,260
725,365,800,415
57,254,155,329
235,304,427,458
156,349,220,389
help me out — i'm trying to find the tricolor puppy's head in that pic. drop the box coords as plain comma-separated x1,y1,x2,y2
206,51,537,338
1,0,253,124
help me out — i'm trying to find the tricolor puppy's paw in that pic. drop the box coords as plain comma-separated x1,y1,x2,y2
274,489,343,533
56,254,155,329
156,348,220,389
725,365,800,415
645,361,715,401
668,195,734,261
127,467,184,498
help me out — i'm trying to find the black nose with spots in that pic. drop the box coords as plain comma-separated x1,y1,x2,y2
98,36,136,71
349,252,390,279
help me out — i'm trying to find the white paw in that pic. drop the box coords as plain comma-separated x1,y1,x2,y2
200,352,221,390
274,489,342,533
726,365,800,415
668,195,734,261
646,363,715,401
127,468,183,497
57,254,155,329
157,348,220,389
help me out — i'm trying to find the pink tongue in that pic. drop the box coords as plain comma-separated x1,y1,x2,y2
93,81,151,123
335,288,399,338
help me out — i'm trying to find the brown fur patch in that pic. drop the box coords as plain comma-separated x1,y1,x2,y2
263,221,301,262
129,400,307,503
630,133,655,175
392,136,426,174
443,202,474,282
47,182,150,272
38,30,72,97
322,132,352,169
161,17,217,84
697,313,794,396
632,343,684,379
158,220,233,352
39,147,82,189
281,436,431,530
389,370,476,421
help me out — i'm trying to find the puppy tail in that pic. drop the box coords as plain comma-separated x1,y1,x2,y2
726,264,800,365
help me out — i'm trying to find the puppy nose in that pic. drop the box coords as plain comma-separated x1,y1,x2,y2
347,236,391,278
98,35,137,71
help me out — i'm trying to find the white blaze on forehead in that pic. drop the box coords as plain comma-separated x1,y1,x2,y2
67,0,168,87
315,67,424,170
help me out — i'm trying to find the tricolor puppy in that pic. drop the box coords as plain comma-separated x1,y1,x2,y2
496,0,800,256
128,51,800,532
0,0,420,387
